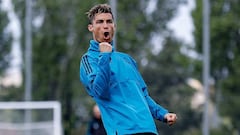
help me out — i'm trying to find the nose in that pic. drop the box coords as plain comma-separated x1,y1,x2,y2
103,21,108,28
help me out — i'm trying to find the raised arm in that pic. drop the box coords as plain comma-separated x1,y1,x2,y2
80,53,111,99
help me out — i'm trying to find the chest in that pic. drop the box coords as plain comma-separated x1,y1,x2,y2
109,53,139,82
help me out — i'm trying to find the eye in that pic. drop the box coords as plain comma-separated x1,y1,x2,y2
107,20,113,24
96,20,104,24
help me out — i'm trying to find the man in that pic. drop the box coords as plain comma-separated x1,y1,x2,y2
87,105,107,135
80,3,177,135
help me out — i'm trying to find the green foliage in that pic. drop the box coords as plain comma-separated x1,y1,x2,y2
192,0,240,133
142,37,201,135
29,1,93,134
117,0,185,60
0,5,15,100
0,9,11,75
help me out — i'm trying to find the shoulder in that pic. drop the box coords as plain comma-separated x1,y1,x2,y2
116,52,133,59
115,52,138,66
80,52,98,63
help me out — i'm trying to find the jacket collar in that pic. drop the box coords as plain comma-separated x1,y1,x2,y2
89,40,115,52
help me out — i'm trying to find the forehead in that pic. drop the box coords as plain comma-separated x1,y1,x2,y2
93,13,113,21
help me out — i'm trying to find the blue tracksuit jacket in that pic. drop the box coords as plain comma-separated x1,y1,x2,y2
80,40,169,135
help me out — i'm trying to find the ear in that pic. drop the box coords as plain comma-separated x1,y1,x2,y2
88,24,93,32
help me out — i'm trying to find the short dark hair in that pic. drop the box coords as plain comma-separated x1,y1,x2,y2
86,4,114,24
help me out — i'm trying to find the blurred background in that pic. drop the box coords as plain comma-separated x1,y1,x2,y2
0,0,239,135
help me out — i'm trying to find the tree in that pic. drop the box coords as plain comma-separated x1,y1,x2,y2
192,0,240,134
0,3,15,100
142,36,201,135
0,7,11,76
117,0,186,60
13,0,91,134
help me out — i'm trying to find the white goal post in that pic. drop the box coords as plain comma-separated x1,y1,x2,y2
0,101,62,135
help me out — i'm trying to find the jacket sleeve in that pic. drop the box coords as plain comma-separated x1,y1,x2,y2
143,89,169,122
80,52,112,99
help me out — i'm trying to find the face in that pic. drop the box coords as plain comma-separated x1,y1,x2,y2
88,13,115,43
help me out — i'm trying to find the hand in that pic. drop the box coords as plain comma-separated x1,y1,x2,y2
164,113,177,126
99,42,112,52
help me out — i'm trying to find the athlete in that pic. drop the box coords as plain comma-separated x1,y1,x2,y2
80,4,177,135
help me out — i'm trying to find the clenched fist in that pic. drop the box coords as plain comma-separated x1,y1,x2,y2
99,42,112,52
164,113,177,126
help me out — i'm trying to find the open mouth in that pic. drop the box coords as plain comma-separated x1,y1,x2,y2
104,32,109,38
